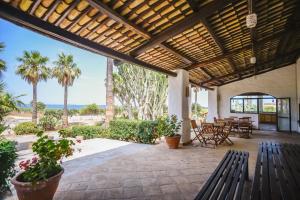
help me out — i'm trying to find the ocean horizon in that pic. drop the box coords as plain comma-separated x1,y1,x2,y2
21,104,106,110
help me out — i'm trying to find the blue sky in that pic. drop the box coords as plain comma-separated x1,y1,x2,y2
0,19,208,106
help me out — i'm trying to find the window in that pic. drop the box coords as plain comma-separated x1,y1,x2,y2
230,99,243,113
230,94,276,114
244,99,258,113
261,99,276,113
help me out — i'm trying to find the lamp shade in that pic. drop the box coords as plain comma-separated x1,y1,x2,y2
250,57,256,64
246,13,257,28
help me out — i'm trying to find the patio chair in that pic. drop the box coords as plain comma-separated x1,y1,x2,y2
218,123,234,145
191,120,206,144
238,118,251,138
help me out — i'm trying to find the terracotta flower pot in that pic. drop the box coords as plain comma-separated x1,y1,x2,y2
165,134,181,149
11,169,64,200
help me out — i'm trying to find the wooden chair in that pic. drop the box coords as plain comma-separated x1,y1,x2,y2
238,118,251,138
191,120,206,144
219,123,234,145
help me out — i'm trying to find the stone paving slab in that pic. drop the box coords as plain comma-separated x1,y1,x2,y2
4,131,300,200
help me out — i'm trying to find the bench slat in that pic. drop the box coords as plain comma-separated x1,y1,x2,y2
195,150,249,200
251,142,300,200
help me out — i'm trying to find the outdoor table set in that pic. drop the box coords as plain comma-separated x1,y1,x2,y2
191,120,233,148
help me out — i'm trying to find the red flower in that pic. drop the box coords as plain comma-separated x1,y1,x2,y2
31,157,38,164
76,139,81,143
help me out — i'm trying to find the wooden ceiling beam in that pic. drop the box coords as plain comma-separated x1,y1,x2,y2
0,2,176,77
55,0,81,26
130,0,239,57
190,80,214,90
86,0,151,39
217,59,297,87
159,43,195,65
184,29,298,71
42,0,60,21
186,0,200,12
201,49,300,85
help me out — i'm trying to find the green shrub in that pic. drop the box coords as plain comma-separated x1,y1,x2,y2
39,115,58,131
79,104,100,115
0,138,17,195
136,120,158,144
109,119,139,141
59,125,110,139
13,122,41,135
44,109,63,120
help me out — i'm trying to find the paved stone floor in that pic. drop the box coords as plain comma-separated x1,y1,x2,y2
50,131,300,200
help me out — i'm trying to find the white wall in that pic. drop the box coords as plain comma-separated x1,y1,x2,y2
208,61,300,132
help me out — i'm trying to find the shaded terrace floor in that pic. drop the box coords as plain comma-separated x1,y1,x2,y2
48,131,300,200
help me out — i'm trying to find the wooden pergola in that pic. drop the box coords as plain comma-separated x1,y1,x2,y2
1,0,299,90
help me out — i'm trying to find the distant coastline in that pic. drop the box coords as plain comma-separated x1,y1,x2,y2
20,104,106,110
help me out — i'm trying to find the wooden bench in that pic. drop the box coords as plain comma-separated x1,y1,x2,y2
195,150,249,200
251,142,300,200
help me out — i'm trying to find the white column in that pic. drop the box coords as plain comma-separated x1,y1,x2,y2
296,58,300,133
207,87,219,122
168,69,191,144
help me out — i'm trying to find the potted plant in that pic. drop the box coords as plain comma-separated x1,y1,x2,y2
11,131,75,200
157,115,182,149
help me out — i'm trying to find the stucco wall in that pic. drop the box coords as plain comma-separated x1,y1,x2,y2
208,61,300,132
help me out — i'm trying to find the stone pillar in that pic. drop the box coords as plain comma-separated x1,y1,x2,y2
207,87,219,122
168,69,191,144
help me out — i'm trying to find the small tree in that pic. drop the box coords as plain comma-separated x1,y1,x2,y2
80,104,100,115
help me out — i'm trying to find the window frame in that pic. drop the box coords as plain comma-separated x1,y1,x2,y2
230,97,276,114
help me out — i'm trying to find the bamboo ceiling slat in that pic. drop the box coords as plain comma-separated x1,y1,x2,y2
1,0,299,86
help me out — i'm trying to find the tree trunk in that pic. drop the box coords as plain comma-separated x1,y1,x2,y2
105,58,114,126
63,85,68,127
32,83,38,124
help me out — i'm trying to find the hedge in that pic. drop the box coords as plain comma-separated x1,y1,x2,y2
0,138,17,195
13,122,42,135
59,125,110,139
58,119,159,144
109,119,159,143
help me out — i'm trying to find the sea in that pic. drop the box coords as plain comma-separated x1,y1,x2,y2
21,104,106,110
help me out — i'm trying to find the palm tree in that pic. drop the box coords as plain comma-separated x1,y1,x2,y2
0,43,7,76
16,51,50,124
52,53,81,127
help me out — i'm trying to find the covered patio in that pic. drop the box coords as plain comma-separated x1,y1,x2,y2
52,132,300,199
1,0,300,199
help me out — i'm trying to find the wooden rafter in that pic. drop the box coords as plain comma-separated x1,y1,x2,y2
86,0,151,39
184,29,297,71
130,0,239,57
66,7,93,31
217,59,297,87
201,18,237,73
186,0,200,12
55,0,81,26
159,43,195,64
201,49,300,85
0,2,176,77
190,80,214,90
76,12,103,35
42,0,60,21
29,0,41,15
